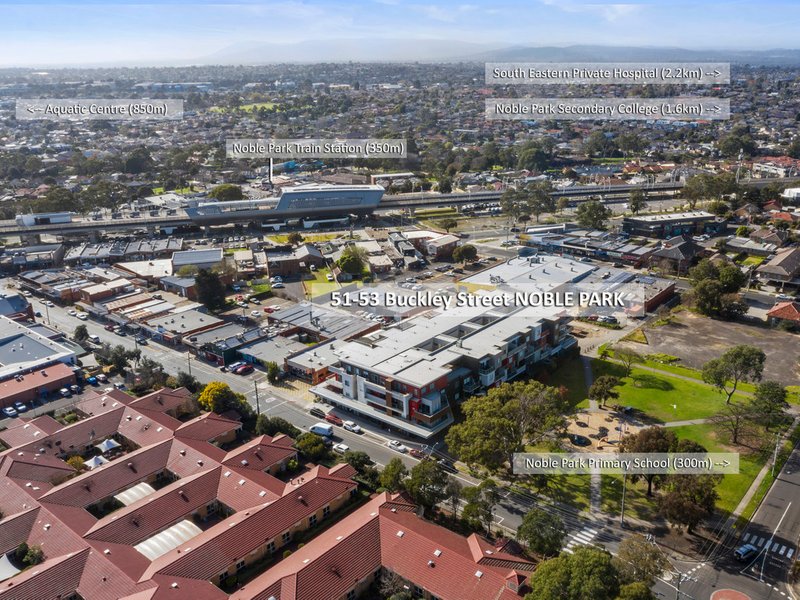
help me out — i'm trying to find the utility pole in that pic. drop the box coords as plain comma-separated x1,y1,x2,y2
254,379,261,416
773,431,782,477
620,472,628,528
186,352,192,377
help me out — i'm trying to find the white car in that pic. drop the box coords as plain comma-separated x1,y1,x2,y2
343,420,362,434
43,300,54,307
77,313,88,321
270,276,283,284
250,310,261,318
272,282,285,289
67,309,77,316
332,443,350,455
388,440,408,453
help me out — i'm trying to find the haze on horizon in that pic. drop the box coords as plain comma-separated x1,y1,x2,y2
1,0,799,67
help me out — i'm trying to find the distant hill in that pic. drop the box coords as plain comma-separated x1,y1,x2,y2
460,44,800,65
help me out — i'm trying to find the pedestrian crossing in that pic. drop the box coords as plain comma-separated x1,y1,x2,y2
741,532,795,559
562,527,599,554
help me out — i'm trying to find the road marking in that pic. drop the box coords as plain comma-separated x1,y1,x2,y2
755,536,764,547
743,533,751,542
779,545,787,555
772,542,780,552
787,549,794,559
561,527,599,554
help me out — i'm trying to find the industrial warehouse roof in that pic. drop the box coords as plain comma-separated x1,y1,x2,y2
269,302,377,341
147,309,222,334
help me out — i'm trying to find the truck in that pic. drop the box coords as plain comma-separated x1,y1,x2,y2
15,212,75,227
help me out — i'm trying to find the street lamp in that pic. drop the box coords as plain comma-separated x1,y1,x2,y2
186,352,192,377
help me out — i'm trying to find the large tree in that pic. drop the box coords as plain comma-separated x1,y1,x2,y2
612,534,667,585
461,479,501,534
660,473,721,533
405,459,449,512
751,381,789,430
452,244,478,264
709,402,756,445
208,183,243,201
517,508,566,557
589,375,620,408
628,189,647,215
701,345,766,404
575,200,612,230
337,245,369,275
197,381,249,415
526,546,620,600
73,324,89,343
620,427,677,496
615,347,643,377
195,269,227,312
379,457,408,492
446,380,567,472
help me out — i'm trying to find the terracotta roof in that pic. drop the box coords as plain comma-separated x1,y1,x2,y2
222,435,296,473
0,507,39,554
14,408,125,459
76,389,134,417
0,547,88,600
143,467,357,582
2,451,74,483
0,363,75,406
768,301,800,322
175,413,241,442
0,417,61,449
129,388,192,414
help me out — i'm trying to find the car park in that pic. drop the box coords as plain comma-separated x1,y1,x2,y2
332,443,350,455
388,440,408,453
342,420,362,433
2,406,18,418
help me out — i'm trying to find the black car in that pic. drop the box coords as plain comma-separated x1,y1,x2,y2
309,407,327,419
438,459,458,473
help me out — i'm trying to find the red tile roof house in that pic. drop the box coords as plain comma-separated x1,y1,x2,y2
767,301,800,329
0,387,366,600
230,492,536,600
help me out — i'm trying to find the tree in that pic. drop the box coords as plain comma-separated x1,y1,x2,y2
342,450,372,473
452,244,477,264
439,218,458,233
438,176,452,194
461,479,501,534
717,263,747,294
379,457,408,492
612,534,667,585
208,183,243,201
523,181,555,222
628,190,647,215
692,279,724,316
517,508,566,557
73,324,89,343
124,146,154,174
109,344,135,373
702,345,766,404
751,381,789,430
575,200,612,230
735,225,750,237
197,381,247,414
660,473,721,532
617,582,656,600
195,269,227,312
287,232,304,246
620,427,677,496
175,370,202,393
136,357,168,390
589,376,620,408
526,546,620,600
266,361,280,384
614,347,643,377
14,542,28,564
405,459,449,512
295,433,328,461
444,477,463,519
583,131,618,158
337,245,368,275
556,197,571,214
708,402,755,445
255,415,301,439
66,455,85,472
23,544,44,567
446,381,568,472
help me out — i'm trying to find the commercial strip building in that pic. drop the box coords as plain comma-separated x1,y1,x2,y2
622,211,725,238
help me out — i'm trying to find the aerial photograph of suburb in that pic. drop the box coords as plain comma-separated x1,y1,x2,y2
1,1,800,599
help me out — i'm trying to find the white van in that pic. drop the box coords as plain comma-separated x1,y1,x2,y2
309,422,333,437
87,334,101,344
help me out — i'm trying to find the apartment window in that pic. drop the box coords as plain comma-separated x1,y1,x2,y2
309,514,318,527
236,559,245,572
346,590,356,600
413,586,423,596
266,541,275,554
322,505,330,519
282,531,291,544
350,488,358,498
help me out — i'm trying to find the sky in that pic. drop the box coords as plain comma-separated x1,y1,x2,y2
1,0,799,67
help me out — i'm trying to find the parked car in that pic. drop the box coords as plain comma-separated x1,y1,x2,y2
249,297,260,304
134,335,148,345
104,324,115,331
342,420,362,434
114,382,126,390
309,407,327,419
234,364,254,375
87,376,98,386
96,373,108,384
272,282,285,289
325,413,343,426
263,306,276,313
59,387,72,398
388,440,408,453
77,313,88,321
409,448,426,459
332,443,350,455
69,384,81,394
67,309,77,316
2,406,18,418
438,459,457,473
13,402,28,414
326,273,335,282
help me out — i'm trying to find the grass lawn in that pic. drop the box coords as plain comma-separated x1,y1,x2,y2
249,282,271,295
538,356,588,410
415,207,458,218
268,233,341,244
592,359,743,422
601,474,658,521
515,475,592,513
740,255,766,267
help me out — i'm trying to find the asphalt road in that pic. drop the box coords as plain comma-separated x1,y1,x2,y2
653,445,800,600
